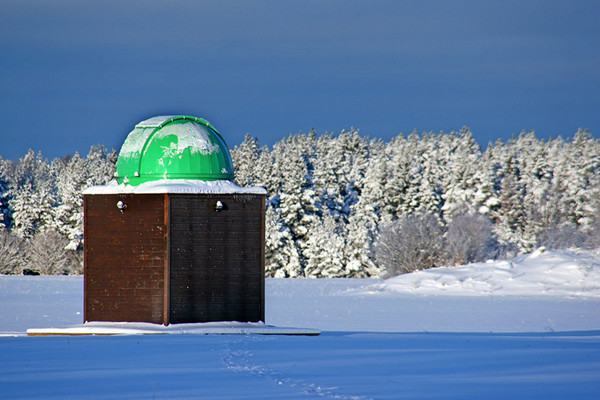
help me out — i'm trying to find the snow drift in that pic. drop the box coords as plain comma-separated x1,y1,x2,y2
367,248,600,297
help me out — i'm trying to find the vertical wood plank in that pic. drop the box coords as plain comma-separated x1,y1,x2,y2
260,195,266,322
83,195,89,323
163,193,170,326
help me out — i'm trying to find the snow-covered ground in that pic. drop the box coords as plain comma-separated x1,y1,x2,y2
1,249,600,399
370,248,600,298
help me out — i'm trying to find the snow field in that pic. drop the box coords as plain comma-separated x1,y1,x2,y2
1,250,600,399
2,332,599,400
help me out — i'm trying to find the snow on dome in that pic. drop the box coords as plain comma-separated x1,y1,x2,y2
135,115,179,128
83,179,267,195
115,115,235,185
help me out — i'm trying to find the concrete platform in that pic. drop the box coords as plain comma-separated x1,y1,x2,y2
27,321,321,336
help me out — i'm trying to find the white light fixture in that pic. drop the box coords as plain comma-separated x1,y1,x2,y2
116,201,127,213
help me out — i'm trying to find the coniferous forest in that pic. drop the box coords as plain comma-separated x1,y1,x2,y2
1,128,600,277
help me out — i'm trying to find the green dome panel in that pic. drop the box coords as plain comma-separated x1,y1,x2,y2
115,115,235,185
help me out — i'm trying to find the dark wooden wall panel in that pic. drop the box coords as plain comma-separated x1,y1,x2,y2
169,194,265,323
84,192,265,325
84,194,166,324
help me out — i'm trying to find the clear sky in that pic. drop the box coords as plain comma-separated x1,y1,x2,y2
1,0,599,160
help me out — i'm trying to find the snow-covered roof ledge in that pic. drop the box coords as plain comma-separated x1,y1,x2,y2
83,179,267,195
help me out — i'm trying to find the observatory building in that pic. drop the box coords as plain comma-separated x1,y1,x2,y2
83,115,266,325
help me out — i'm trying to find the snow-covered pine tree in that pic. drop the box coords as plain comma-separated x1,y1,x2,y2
491,152,531,251
335,129,370,219
473,143,503,217
562,130,600,232
400,131,429,216
269,133,318,276
9,150,57,239
253,145,276,192
529,136,570,244
380,134,411,222
308,130,368,273
382,130,447,220
439,128,489,222
231,133,262,187
409,131,446,217
84,144,117,187
340,136,383,277
264,206,302,277
304,210,347,277
344,209,381,277
312,133,339,216
512,132,559,246
335,138,386,277
47,145,116,253
0,157,13,230
52,152,88,251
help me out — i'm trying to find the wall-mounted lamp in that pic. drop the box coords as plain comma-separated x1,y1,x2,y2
215,200,224,211
116,200,127,213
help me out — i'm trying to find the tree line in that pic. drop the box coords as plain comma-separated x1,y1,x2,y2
231,128,600,277
0,146,117,274
1,128,599,276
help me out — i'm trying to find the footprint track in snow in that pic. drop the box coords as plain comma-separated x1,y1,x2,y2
222,337,371,400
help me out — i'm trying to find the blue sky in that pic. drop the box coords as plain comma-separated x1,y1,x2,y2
1,0,599,160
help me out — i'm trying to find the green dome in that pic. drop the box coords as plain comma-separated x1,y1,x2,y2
115,115,234,185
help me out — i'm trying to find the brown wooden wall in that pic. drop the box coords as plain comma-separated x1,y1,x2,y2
84,194,167,324
84,192,265,325
169,194,265,323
